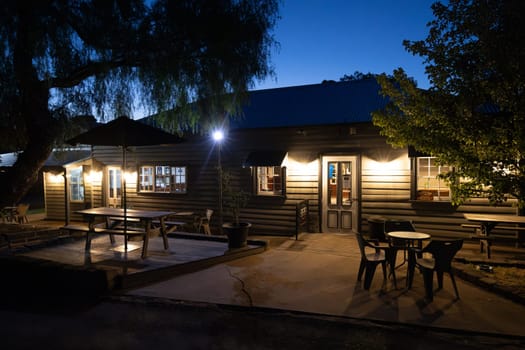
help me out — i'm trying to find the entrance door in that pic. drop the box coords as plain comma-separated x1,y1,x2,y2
321,156,359,233
107,167,122,208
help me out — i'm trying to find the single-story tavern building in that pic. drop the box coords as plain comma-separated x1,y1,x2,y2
1,148,91,210
43,78,521,242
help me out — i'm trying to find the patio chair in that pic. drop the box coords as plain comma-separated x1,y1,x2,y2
196,209,213,235
13,203,30,224
355,232,388,290
407,239,463,301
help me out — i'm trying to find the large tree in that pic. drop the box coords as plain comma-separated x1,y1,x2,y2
0,0,279,207
373,0,525,212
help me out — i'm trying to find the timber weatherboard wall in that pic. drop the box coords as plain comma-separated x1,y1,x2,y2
85,122,395,235
43,172,66,221
44,122,520,239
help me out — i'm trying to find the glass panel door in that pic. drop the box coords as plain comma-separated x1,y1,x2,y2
322,156,358,233
107,167,122,208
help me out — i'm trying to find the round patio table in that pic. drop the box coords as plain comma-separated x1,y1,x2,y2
387,231,431,288
387,231,430,248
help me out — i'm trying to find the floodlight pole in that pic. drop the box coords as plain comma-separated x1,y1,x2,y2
213,130,224,234
218,142,223,233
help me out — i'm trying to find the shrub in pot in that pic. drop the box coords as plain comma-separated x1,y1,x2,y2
221,170,251,248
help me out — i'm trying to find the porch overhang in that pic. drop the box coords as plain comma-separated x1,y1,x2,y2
243,151,288,167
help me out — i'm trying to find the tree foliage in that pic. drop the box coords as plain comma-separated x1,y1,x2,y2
0,0,279,205
372,0,525,211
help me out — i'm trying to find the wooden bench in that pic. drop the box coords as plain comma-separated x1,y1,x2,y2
152,219,187,233
61,224,147,256
61,224,145,235
461,223,525,259
461,223,481,231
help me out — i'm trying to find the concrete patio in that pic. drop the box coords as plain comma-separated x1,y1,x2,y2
1,216,525,348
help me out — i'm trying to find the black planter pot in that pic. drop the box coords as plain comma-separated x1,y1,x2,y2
222,222,251,249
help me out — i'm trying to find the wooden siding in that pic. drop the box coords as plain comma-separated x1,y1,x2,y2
43,172,66,221
44,122,522,240
359,151,519,240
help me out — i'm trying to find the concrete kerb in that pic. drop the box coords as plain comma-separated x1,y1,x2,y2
108,294,525,349
453,261,525,306
118,234,268,290
0,254,114,299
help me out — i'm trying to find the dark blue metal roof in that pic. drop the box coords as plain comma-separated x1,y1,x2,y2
230,78,388,129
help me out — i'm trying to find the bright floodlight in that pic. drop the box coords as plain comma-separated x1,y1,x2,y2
212,130,224,142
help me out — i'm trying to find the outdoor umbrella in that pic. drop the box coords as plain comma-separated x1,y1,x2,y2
67,115,184,249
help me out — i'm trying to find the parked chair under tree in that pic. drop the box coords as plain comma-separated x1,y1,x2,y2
407,239,463,302
14,203,30,224
355,232,389,290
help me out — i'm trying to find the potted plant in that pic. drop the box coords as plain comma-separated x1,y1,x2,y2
221,169,251,248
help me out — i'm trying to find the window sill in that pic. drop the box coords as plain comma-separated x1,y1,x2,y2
255,194,286,199
138,191,187,195
409,199,457,212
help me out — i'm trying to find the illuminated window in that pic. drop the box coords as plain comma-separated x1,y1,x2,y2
69,167,84,202
416,157,450,201
139,165,187,193
256,166,285,196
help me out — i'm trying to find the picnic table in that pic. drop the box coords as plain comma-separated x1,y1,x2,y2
66,207,174,258
463,213,525,258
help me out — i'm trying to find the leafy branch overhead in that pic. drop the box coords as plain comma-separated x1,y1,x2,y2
373,0,525,210
0,0,279,206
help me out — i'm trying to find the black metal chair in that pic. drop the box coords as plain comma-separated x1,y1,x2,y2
355,232,389,290
407,239,463,301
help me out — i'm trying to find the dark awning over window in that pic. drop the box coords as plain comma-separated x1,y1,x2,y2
244,151,287,167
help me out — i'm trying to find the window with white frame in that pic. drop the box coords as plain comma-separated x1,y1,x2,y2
256,166,285,196
69,167,84,202
139,165,187,193
416,157,451,201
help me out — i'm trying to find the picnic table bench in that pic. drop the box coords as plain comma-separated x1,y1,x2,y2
462,214,525,258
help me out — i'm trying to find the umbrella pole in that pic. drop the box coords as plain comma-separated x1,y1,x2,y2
123,146,128,252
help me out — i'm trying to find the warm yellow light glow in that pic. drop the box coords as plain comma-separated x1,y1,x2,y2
290,160,318,174
86,171,103,184
286,155,319,175
367,159,405,172
47,173,64,183
124,171,137,184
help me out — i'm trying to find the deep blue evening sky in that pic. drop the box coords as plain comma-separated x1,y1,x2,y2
254,0,436,91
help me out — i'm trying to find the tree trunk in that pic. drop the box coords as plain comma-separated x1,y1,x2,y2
0,9,63,208
0,96,59,208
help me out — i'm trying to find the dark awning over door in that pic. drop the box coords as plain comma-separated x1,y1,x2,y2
244,151,287,166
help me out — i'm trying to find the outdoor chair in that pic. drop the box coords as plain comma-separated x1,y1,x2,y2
407,239,463,302
13,203,30,224
355,232,388,290
196,209,213,235
384,219,417,269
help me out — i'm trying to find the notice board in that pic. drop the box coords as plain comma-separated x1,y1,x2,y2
295,200,309,240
